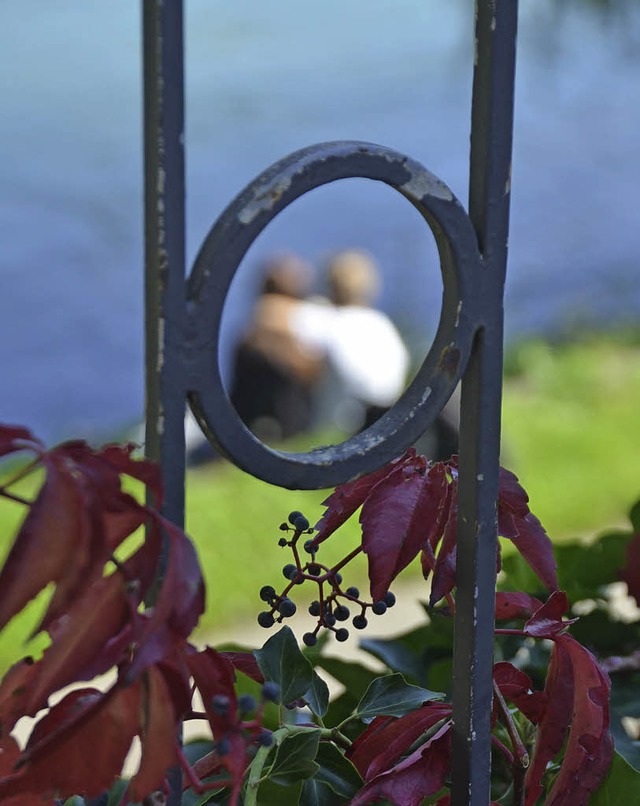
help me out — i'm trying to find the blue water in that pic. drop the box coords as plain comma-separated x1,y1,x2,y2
1,0,639,442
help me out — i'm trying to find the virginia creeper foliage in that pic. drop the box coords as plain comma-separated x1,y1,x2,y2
0,430,618,804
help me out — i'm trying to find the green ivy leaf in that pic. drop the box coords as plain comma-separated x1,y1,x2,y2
304,669,330,718
315,657,379,702
308,741,364,799
354,673,444,722
252,779,303,805
590,750,640,805
254,626,314,705
266,727,321,786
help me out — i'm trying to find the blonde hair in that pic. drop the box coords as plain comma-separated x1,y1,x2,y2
327,249,381,307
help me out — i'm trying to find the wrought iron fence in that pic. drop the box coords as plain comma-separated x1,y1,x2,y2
142,1,517,803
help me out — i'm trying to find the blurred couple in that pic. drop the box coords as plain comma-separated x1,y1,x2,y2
229,249,410,445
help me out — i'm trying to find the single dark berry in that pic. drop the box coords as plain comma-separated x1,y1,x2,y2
288,510,304,526
258,730,274,747
384,591,397,608
353,614,368,630
332,572,343,585
324,613,337,627
258,611,275,628
372,600,388,616
278,537,289,547
282,563,298,580
293,515,310,531
308,563,321,576
279,522,289,531
217,737,231,757
345,586,360,599
259,585,276,602
303,539,317,554
278,598,297,618
261,682,280,702
303,632,318,647
211,694,230,715
238,694,257,714
308,600,321,616
335,604,350,621
335,628,349,642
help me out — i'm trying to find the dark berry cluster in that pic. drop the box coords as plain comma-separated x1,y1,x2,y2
208,682,278,760
257,511,397,644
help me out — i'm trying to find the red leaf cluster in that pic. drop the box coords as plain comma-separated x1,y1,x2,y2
314,450,558,604
346,703,453,806
0,425,265,803
496,591,614,805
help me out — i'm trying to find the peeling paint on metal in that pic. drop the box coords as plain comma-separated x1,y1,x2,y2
455,300,463,327
421,386,432,405
401,171,453,202
477,473,484,481
157,317,165,372
238,176,292,224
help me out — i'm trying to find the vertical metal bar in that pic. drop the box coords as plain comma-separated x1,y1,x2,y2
142,2,186,804
143,0,186,527
451,2,518,804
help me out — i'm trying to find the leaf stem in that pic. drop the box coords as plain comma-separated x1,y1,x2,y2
493,680,529,806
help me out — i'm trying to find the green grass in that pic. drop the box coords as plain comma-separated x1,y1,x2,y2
1,334,639,671
501,336,640,537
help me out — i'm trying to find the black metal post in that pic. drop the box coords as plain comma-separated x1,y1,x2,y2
451,2,518,804
142,1,186,803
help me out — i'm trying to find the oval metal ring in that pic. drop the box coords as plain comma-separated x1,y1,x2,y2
186,140,482,489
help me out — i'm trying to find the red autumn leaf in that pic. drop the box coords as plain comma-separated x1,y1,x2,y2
420,463,453,577
347,704,452,781
525,635,613,806
0,685,140,800
434,796,501,806
360,454,443,601
498,469,558,591
493,662,547,724
186,648,250,787
542,636,613,806
495,591,544,621
314,449,418,545
130,666,180,801
0,453,90,632
187,648,238,735
619,532,640,607
523,590,576,639
188,732,247,787
429,487,458,607
525,637,574,805
350,720,452,806
97,442,164,507
125,520,205,680
0,658,40,735
0,424,43,458
0,737,53,805
24,571,135,714
219,651,265,684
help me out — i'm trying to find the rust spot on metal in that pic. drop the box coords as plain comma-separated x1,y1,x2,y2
438,344,461,377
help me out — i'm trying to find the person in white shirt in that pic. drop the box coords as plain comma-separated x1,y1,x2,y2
257,249,410,433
